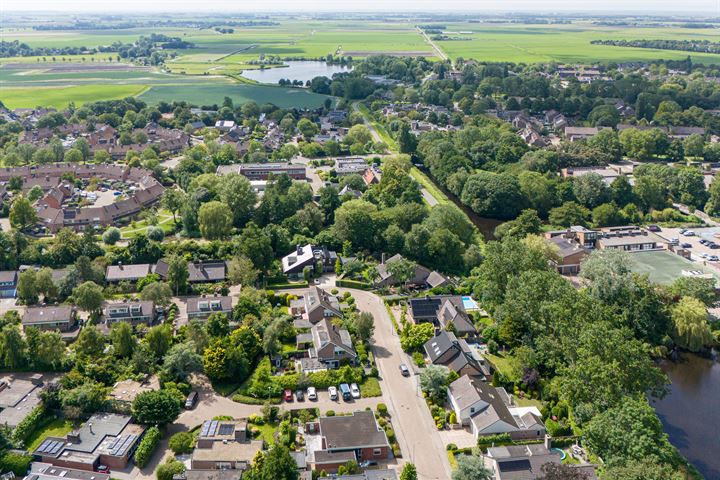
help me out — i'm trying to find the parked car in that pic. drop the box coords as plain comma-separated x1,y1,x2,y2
399,364,410,376
328,386,338,400
670,238,679,245
681,243,692,249
350,383,361,399
283,389,293,402
295,389,304,401
339,383,352,401
360,460,378,468
647,225,661,232
710,243,720,249
683,230,696,236
307,386,317,401
709,255,719,262
97,466,110,474
700,239,709,245
184,391,198,410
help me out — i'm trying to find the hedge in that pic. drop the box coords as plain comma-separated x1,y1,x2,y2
335,279,372,290
233,393,281,405
0,452,33,475
12,404,47,445
266,281,308,290
134,426,161,468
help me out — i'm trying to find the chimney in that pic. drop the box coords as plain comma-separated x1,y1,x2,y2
296,244,303,255
381,253,387,264
544,434,552,450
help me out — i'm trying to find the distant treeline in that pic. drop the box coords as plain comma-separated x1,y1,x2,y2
32,20,278,31
1,34,193,62
592,39,720,54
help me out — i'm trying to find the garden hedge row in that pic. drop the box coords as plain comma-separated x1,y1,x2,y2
134,426,161,468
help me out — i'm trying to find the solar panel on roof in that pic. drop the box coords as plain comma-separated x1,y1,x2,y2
49,441,62,454
37,439,52,453
200,420,211,436
218,423,234,435
498,459,532,472
209,420,219,436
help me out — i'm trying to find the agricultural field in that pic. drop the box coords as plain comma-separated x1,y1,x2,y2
1,84,149,109
432,23,720,64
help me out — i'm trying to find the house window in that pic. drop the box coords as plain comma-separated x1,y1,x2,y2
373,448,382,456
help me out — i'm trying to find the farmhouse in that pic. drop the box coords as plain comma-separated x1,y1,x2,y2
32,413,145,472
305,410,391,473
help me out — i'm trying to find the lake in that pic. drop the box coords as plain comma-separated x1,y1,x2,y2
240,61,353,84
652,353,720,479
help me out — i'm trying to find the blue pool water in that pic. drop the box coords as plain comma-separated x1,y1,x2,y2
462,296,479,310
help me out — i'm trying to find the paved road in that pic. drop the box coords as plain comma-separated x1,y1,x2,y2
416,26,449,62
297,278,451,479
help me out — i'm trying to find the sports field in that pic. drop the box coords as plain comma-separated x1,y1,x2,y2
629,250,719,285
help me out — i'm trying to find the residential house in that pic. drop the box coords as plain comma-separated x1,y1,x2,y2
375,254,449,289
482,442,597,480
217,163,306,181
327,471,398,480
409,295,477,336
334,157,368,176
186,295,233,321
545,225,599,249
423,331,490,379
24,462,111,480
102,300,156,326
363,167,381,186
560,166,620,185
108,376,160,407
22,306,77,333
564,126,599,141
305,410,391,473
282,244,337,278
155,260,227,284
447,375,545,440
190,419,263,473
215,120,236,131
339,185,362,199
0,374,45,428
309,318,357,368
32,413,145,472
105,264,153,284
291,286,342,323
545,236,587,275
0,270,18,298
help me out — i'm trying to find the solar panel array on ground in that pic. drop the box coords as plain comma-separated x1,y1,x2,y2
37,439,64,455
108,434,137,457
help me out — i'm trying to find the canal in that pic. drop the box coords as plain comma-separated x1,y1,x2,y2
652,353,720,479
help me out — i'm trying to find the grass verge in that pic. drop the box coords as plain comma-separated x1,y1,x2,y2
360,377,382,397
25,418,74,452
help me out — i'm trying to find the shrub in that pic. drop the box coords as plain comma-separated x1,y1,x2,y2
448,411,457,425
103,227,121,245
168,432,194,455
0,452,33,475
134,426,161,468
156,459,186,480
446,443,458,451
377,403,388,416
12,404,47,445
326,410,336,416
412,351,425,367
147,226,165,241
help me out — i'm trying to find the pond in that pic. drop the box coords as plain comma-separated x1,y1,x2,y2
652,352,720,479
240,61,353,84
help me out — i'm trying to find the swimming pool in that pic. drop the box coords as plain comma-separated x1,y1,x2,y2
461,296,479,310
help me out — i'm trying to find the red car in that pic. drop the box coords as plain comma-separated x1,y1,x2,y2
97,465,110,474
283,389,293,402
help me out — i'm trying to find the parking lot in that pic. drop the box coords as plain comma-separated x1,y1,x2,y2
657,226,720,264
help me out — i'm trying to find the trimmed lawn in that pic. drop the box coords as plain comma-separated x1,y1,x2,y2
250,422,278,445
360,377,382,398
515,397,543,409
485,352,521,383
25,418,74,452
211,380,241,397
410,167,450,205
120,211,176,239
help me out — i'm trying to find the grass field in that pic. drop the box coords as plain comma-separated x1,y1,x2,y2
433,23,720,64
1,84,149,109
24,418,74,452
629,250,719,285
139,83,330,108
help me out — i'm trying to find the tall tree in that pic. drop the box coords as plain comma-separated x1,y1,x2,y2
166,255,189,295
671,296,713,352
9,195,37,231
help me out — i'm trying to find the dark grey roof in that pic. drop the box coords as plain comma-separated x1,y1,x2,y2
186,296,232,314
319,410,389,450
22,306,74,325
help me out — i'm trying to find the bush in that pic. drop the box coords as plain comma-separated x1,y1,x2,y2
326,410,335,416
147,226,165,241
134,426,161,468
12,404,47,445
233,393,281,405
335,279,372,290
377,403,388,416
412,351,425,367
103,227,121,245
156,459,186,480
476,433,512,447
168,431,194,455
446,443,458,451
0,452,33,475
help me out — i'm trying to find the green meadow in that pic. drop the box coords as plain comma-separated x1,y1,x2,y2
433,23,720,64
1,84,149,109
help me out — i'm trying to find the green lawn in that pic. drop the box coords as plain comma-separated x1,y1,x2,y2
485,352,521,383
360,377,382,398
250,422,278,445
0,84,149,109
120,211,177,239
24,418,74,452
410,167,450,205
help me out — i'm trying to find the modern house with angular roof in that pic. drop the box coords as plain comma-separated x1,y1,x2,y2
424,331,490,379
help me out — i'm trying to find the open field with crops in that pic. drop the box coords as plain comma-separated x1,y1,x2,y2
1,84,149,109
432,23,720,64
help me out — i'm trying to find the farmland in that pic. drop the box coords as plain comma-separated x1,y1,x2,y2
432,23,720,64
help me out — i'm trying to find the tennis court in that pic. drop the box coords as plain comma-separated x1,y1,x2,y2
629,250,719,285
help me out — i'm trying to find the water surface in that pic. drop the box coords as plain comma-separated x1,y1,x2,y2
240,61,352,84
